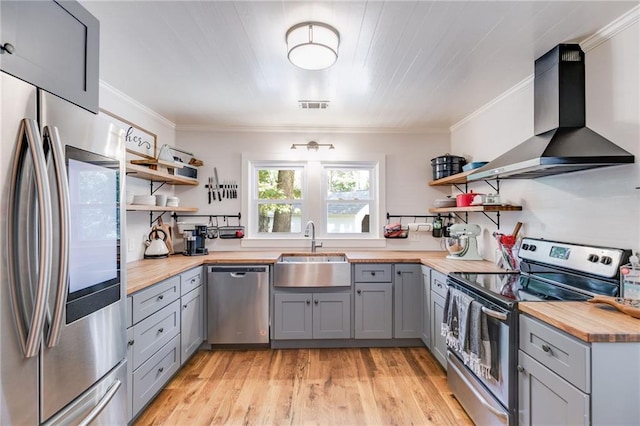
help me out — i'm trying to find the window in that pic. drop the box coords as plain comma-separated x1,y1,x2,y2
324,166,373,234
246,154,382,240
253,165,305,234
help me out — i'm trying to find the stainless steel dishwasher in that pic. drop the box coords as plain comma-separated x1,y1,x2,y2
207,265,269,344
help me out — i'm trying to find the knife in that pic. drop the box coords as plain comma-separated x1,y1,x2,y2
214,167,222,201
207,177,212,204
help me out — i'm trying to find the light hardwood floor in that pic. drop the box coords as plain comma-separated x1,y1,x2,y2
134,347,473,425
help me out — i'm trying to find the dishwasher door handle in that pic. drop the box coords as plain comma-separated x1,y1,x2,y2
230,272,247,278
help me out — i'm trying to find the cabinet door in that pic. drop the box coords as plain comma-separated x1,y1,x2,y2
430,291,447,369
0,0,99,112
312,293,351,339
354,282,393,339
181,286,203,365
126,327,133,422
421,266,431,348
518,351,590,426
273,293,312,339
394,264,422,339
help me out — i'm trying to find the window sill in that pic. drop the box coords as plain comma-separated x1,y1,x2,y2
240,238,387,249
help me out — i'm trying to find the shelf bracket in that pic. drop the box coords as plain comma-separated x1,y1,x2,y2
484,178,499,193
452,183,467,193
481,210,500,227
149,181,167,195
452,212,468,224
149,211,167,226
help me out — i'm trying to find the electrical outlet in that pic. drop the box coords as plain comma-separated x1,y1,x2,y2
410,233,419,241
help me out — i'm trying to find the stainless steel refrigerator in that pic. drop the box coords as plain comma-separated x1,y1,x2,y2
1,72,128,425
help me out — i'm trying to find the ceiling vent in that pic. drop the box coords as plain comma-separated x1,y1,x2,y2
298,100,330,109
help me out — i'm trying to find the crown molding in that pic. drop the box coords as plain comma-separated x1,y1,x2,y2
581,5,639,52
99,80,176,130
175,124,450,135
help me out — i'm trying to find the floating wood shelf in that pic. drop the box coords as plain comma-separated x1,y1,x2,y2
126,163,198,185
428,170,475,186
126,205,198,213
429,205,522,214
130,158,184,168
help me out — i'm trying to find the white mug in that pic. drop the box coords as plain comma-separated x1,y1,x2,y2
155,194,167,206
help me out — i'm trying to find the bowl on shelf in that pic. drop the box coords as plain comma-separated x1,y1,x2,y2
132,195,156,205
462,161,489,172
433,197,457,208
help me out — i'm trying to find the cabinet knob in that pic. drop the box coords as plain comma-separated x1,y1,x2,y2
541,344,551,353
0,43,15,55
436,282,442,288
306,300,311,305
183,304,188,309
128,340,134,346
158,294,164,300
158,328,164,333
158,367,164,373
314,300,319,305
371,271,376,276
397,271,401,275
517,365,525,374
357,289,362,294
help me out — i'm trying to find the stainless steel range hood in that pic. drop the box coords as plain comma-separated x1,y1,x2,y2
469,44,634,181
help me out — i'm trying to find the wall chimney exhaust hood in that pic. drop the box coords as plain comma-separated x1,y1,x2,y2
469,44,634,181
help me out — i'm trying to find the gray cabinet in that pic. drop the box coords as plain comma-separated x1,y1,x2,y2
421,266,431,348
354,282,393,339
0,0,99,112
273,292,350,340
180,285,204,365
430,270,448,368
393,264,422,338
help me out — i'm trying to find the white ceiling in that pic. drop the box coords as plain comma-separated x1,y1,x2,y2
80,0,638,131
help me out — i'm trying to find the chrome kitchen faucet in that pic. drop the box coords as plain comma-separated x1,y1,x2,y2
304,221,323,253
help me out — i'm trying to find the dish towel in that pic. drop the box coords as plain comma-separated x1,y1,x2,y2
441,287,472,353
467,300,494,380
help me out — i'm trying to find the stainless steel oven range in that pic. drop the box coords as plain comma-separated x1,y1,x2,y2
446,237,631,426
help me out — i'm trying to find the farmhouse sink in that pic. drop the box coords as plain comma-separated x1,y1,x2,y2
274,253,350,287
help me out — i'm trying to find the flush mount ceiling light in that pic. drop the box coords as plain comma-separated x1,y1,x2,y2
286,22,340,70
290,141,335,151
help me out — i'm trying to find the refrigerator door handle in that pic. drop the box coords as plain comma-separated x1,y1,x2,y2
7,118,54,358
77,378,122,426
43,126,70,348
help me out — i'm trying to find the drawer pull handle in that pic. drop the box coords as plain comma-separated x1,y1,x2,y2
128,340,134,346
1,43,15,55
158,294,164,300
542,344,551,353
436,282,442,288
371,271,376,276
306,300,311,305
517,365,525,374
158,367,164,373
184,304,188,309
158,328,164,333
357,290,362,294
314,300,319,305
191,278,196,283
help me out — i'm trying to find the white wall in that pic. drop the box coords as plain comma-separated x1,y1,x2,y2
451,14,640,259
100,83,178,261
173,129,452,253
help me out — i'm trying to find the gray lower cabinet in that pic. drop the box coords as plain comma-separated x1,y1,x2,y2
393,264,422,338
354,282,393,339
0,0,99,112
421,266,431,348
518,314,640,426
430,270,448,369
274,292,350,339
180,285,204,364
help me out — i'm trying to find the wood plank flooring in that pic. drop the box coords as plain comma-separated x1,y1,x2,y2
134,347,473,425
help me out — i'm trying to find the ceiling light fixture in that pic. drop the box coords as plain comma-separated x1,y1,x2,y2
290,141,335,151
286,22,340,70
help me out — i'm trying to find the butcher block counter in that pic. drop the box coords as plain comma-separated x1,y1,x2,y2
126,250,504,294
519,302,640,343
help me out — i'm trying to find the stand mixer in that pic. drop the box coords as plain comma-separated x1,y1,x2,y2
445,223,483,260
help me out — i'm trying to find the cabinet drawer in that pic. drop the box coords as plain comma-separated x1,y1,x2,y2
180,267,203,296
519,315,590,392
131,276,180,324
132,300,180,370
132,334,180,416
430,270,448,298
354,264,392,282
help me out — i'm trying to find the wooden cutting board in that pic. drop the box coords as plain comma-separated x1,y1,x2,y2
588,295,640,319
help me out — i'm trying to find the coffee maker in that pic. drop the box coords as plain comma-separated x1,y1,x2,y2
184,225,209,256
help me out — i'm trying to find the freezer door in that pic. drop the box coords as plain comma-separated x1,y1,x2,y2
1,72,40,426
40,91,127,422
44,360,128,426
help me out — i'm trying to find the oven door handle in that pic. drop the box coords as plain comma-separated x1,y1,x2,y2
481,306,508,321
447,352,509,423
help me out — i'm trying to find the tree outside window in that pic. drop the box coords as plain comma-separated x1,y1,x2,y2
256,168,303,233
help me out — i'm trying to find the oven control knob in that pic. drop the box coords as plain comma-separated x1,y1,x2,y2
521,243,530,251
528,244,537,252
600,256,613,265
587,254,600,263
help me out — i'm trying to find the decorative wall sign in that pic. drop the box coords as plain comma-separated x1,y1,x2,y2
100,109,157,159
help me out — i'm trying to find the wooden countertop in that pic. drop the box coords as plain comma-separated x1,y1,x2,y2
519,302,640,343
126,250,504,294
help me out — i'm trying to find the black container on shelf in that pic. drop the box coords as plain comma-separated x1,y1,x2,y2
431,154,466,180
